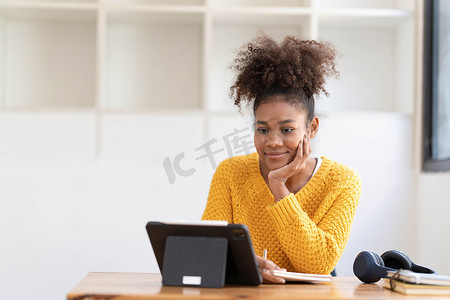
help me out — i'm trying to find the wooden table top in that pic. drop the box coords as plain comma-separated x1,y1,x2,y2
67,272,447,300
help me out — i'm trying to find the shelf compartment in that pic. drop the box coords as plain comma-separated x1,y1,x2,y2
0,4,96,21
207,13,312,113
106,0,204,6
105,5,205,23
317,19,414,115
0,6,96,108
0,2,97,12
211,7,312,26
317,0,415,10
318,8,413,28
209,0,311,8
104,9,203,110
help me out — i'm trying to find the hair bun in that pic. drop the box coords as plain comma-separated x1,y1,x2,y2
230,34,339,108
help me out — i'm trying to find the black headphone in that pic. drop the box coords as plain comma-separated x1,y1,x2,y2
353,250,436,283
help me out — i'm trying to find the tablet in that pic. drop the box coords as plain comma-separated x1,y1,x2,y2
146,221,262,286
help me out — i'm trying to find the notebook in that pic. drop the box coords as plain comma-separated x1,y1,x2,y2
386,269,450,286
383,279,450,296
272,270,331,283
384,270,450,296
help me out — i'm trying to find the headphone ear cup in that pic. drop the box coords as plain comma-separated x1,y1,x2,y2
353,251,389,283
381,250,413,270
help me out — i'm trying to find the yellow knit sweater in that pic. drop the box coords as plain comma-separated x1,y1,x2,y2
202,152,361,275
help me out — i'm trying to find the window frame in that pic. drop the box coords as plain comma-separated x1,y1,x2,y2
422,0,450,172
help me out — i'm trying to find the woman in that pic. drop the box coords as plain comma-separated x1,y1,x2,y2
202,35,361,283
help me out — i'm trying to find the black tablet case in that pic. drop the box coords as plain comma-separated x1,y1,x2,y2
146,222,262,288
162,236,228,288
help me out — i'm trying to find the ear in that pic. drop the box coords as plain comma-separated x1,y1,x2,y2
308,117,319,138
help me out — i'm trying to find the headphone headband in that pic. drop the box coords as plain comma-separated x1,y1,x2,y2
353,250,436,283
411,262,436,274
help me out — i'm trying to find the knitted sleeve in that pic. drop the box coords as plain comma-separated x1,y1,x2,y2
266,168,361,274
201,159,233,223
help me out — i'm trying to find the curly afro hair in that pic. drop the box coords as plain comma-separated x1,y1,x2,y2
230,34,339,121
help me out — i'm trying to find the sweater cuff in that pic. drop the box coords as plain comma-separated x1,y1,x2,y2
266,193,306,231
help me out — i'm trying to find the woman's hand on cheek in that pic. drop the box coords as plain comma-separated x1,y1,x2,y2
267,130,311,201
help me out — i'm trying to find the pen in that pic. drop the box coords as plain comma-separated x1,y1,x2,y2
263,249,267,260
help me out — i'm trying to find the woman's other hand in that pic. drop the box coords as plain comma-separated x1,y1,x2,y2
255,255,286,284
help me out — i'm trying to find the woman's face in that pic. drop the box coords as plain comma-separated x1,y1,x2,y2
254,95,317,172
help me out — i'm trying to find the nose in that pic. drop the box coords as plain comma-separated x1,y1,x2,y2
266,132,283,147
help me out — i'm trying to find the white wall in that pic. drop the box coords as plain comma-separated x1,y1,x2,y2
411,0,450,277
0,109,419,299
416,173,450,275
3,110,449,300
314,113,416,276
0,111,212,300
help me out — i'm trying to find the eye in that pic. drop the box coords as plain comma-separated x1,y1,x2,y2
257,128,268,134
282,128,294,133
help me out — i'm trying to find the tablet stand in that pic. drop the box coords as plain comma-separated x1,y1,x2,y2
162,236,228,288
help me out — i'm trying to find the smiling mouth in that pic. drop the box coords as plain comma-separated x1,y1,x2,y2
265,152,288,159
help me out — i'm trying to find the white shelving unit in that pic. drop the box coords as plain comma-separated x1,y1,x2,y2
0,3,423,296
0,0,416,156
